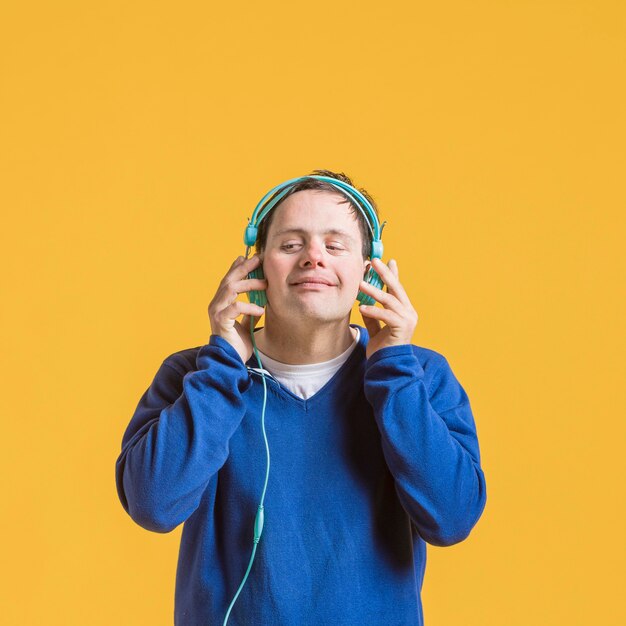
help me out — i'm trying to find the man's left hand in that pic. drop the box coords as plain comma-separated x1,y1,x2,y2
358,258,419,360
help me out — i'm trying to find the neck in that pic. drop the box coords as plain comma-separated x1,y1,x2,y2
252,311,356,365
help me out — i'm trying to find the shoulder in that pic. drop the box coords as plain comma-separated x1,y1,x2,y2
160,345,203,376
409,344,456,394
410,344,448,370
410,344,470,413
365,341,453,394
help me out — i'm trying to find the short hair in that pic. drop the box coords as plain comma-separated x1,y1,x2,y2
254,169,380,260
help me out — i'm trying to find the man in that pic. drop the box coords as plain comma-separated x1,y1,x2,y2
115,170,487,625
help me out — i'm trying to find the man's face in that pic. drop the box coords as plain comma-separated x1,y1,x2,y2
260,189,370,324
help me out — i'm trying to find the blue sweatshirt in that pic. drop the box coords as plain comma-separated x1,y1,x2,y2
115,324,487,625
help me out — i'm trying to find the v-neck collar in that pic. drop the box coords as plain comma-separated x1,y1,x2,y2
245,323,369,406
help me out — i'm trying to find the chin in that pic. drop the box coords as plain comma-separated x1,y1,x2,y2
269,293,353,320
295,303,352,321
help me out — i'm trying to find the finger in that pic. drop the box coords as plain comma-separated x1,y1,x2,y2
359,307,381,337
358,304,399,327
359,280,403,314
218,277,266,315
232,277,268,293
222,254,261,285
382,259,399,288
370,258,411,305
223,300,264,321
372,258,401,291
211,281,243,315
240,312,263,331
390,258,399,279
386,260,399,293
237,253,262,274
226,256,248,277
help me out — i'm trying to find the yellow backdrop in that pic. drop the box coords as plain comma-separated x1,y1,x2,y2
2,1,624,624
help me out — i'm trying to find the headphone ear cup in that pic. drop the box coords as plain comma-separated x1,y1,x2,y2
356,267,383,306
247,266,267,307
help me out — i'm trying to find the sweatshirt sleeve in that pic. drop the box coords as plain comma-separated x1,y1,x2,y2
115,335,252,533
363,344,487,547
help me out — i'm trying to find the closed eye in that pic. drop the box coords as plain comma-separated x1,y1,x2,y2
280,244,344,251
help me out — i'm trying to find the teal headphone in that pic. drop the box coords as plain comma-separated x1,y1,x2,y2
222,175,386,625
243,174,387,307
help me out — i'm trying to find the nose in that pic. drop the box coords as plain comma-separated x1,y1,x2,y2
299,239,326,268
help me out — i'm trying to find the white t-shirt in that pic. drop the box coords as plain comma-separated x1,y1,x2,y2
250,326,361,400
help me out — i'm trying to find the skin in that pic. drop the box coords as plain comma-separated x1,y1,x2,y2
208,189,419,364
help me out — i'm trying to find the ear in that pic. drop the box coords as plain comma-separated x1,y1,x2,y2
363,258,372,277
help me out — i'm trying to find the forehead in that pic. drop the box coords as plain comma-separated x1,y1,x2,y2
268,189,361,237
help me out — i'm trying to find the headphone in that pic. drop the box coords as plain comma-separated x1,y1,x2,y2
242,174,387,307
222,175,387,625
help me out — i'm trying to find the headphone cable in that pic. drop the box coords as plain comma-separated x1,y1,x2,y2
222,315,271,625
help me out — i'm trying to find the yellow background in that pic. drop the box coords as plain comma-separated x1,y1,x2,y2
2,1,624,624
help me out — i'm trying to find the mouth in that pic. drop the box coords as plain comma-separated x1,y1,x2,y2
290,277,336,287
291,282,335,288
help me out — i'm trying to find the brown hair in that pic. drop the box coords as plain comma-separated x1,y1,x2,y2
254,169,379,260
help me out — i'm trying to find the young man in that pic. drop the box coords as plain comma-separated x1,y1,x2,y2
115,171,487,625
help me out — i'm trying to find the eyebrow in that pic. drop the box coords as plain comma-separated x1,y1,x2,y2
272,228,356,243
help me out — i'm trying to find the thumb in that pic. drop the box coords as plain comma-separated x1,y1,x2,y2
359,307,381,337
240,314,253,331
241,313,261,332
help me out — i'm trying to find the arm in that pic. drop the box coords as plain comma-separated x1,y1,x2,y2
363,345,487,547
115,335,251,533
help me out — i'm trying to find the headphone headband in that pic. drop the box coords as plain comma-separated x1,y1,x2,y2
244,175,385,259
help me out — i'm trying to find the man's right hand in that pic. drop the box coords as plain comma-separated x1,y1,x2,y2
208,254,267,364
